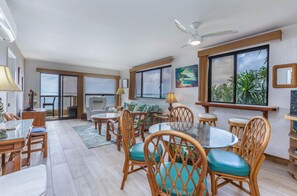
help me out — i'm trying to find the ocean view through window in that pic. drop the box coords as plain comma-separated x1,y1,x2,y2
136,66,171,99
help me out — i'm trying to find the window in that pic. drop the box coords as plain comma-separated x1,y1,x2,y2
136,66,171,98
84,76,116,106
209,45,269,106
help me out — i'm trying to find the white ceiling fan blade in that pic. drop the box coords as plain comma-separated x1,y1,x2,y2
202,30,238,39
180,42,190,48
174,19,191,34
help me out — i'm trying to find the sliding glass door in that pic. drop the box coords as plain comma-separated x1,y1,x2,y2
60,75,77,119
40,73,77,119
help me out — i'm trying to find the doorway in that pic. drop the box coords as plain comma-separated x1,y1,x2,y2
40,73,78,120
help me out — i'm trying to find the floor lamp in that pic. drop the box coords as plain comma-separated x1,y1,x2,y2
116,87,125,106
0,65,21,139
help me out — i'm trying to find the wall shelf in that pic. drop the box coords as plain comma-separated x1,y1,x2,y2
195,102,278,119
284,113,297,180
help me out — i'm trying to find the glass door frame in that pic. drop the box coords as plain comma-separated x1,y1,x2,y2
40,72,78,120
58,74,78,119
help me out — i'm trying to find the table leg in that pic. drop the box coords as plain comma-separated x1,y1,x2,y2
1,154,5,167
98,120,102,135
94,121,97,130
13,152,21,172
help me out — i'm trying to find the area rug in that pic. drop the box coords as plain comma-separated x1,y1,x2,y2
72,123,115,149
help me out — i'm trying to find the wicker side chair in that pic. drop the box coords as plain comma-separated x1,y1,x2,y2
106,111,146,151
119,109,161,190
208,116,271,196
144,130,208,196
169,106,194,124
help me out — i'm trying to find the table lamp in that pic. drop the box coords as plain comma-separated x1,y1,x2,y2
116,87,125,106
165,92,177,112
0,65,21,138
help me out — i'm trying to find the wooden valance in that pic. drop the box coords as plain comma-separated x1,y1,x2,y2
128,56,174,100
197,30,282,102
129,56,174,72
36,68,120,79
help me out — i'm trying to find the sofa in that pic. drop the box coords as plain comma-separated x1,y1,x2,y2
109,101,162,129
86,97,109,120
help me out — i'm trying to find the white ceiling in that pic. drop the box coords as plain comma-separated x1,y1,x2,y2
7,0,297,70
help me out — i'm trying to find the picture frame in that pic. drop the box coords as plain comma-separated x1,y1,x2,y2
175,64,198,88
122,79,129,88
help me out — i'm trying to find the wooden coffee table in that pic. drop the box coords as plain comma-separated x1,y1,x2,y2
91,113,120,135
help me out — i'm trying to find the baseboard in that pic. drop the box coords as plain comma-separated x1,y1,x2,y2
264,153,289,166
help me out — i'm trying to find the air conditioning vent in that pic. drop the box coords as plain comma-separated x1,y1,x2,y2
0,0,17,42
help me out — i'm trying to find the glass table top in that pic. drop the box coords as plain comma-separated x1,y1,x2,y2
0,119,33,141
91,113,120,119
149,122,238,149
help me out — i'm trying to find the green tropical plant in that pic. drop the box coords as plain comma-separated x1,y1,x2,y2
211,66,267,105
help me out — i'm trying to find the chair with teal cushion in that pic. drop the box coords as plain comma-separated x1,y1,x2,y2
144,130,208,196
120,109,161,190
129,142,162,162
208,116,271,196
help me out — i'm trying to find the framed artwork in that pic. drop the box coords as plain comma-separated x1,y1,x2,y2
175,64,198,88
122,79,129,88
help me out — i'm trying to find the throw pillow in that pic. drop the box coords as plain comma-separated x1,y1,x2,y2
133,104,146,112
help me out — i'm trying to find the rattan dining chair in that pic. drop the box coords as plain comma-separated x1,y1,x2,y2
120,109,161,190
169,106,194,123
207,116,271,196
144,130,208,196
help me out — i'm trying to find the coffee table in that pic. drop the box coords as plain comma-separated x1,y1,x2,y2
91,113,120,135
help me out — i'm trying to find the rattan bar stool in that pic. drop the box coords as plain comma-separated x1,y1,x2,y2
198,113,217,126
228,117,249,153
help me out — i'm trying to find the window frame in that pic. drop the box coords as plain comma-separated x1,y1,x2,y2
136,65,172,99
208,45,269,106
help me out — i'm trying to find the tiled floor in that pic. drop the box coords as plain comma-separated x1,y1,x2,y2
29,119,297,196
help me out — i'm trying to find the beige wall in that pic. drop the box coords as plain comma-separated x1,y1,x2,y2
24,59,120,107
121,24,297,159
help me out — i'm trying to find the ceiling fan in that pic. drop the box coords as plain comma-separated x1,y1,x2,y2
174,19,238,48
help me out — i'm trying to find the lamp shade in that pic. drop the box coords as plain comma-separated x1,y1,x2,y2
116,87,125,95
165,92,177,103
0,65,21,91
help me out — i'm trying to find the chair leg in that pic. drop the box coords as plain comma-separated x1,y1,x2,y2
116,135,121,151
251,177,260,196
120,161,129,190
140,130,145,142
43,133,48,158
210,171,216,196
248,181,255,196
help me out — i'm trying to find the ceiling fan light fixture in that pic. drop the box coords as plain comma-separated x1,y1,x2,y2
190,40,201,45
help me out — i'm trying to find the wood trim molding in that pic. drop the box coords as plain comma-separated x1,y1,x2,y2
195,102,278,119
128,71,136,100
198,30,282,57
198,56,208,102
264,153,289,166
129,56,174,72
36,68,120,79
77,75,84,119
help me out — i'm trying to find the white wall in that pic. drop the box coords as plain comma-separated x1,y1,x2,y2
121,24,297,159
24,59,120,106
0,41,24,115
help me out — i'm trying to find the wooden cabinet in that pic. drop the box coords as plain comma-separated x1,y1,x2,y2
284,114,297,179
22,108,46,127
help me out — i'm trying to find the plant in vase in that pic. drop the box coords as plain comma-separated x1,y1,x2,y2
27,89,39,108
